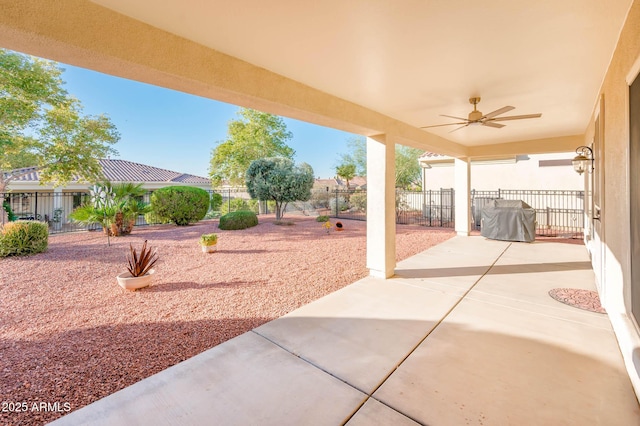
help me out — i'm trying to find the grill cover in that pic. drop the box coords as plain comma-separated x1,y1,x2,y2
480,199,536,243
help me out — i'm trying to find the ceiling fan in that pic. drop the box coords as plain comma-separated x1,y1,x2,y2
421,97,542,132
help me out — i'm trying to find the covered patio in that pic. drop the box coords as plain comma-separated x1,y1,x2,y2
2,0,640,421
52,237,639,425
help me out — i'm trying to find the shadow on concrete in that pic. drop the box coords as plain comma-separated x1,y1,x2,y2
395,261,593,279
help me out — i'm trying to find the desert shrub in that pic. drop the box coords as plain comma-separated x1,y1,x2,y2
350,192,367,211
203,210,220,219
247,199,259,213
316,215,330,222
150,186,209,226
309,190,331,209
0,221,49,257
210,193,223,211
329,196,349,213
143,211,172,225
220,198,259,215
218,210,259,230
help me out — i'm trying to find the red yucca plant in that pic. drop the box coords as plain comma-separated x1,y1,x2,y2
126,240,159,277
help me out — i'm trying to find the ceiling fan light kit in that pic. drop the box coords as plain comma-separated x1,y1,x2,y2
421,97,542,132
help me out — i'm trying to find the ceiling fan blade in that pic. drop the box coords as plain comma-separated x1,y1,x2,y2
420,122,468,129
490,113,542,122
449,124,469,133
482,106,515,120
440,114,469,121
482,121,505,128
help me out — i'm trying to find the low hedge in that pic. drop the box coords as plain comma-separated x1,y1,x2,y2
0,221,49,257
218,210,259,230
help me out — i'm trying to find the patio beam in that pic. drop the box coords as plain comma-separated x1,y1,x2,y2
366,135,396,278
0,0,466,158
468,135,584,158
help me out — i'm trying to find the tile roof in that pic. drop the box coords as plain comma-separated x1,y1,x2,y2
419,152,449,159
313,176,367,188
313,178,340,188
5,159,211,184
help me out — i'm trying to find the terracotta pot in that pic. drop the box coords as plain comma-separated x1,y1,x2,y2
201,244,217,253
116,269,155,290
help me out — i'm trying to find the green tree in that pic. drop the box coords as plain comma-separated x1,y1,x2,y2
337,136,367,176
335,163,356,188
337,136,424,189
245,157,314,220
209,108,294,187
395,145,424,190
0,49,119,221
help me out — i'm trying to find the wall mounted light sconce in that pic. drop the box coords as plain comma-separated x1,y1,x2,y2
572,146,594,175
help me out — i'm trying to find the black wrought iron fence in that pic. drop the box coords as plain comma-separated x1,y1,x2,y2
396,189,454,227
2,188,585,237
311,188,583,236
471,189,585,237
304,188,455,227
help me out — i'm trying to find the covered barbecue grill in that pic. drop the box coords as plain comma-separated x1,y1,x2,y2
480,199,536,243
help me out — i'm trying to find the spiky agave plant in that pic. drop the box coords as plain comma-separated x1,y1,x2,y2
126,240,159,277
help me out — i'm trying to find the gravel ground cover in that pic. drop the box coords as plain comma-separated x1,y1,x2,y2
0,216,454,425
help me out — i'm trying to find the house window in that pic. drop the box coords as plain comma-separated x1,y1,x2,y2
73,193,86,208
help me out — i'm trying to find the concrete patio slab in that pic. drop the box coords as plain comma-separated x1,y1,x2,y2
374,240,640,426
374,296,640,425
51,332,367,426
345,398,420,426
254,276,462,394
393,237,510,290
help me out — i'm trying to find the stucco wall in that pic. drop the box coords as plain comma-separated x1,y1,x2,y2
588,0,640,398
422,153,582,191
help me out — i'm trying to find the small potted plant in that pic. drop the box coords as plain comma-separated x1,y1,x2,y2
116,240,158,290
199,233,218,253
322,220,332,234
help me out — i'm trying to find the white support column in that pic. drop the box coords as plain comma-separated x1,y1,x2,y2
454,157,471,236
366,135,396,278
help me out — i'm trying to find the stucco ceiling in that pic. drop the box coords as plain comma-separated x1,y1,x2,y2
90,0,633,148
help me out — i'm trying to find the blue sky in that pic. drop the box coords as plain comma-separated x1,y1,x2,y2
60,64,357,179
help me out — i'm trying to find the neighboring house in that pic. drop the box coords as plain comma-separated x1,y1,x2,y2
2,159,211,224
313,176,366,191
419,152,583,191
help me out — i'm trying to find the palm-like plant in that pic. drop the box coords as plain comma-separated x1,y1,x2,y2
69,182,150,236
